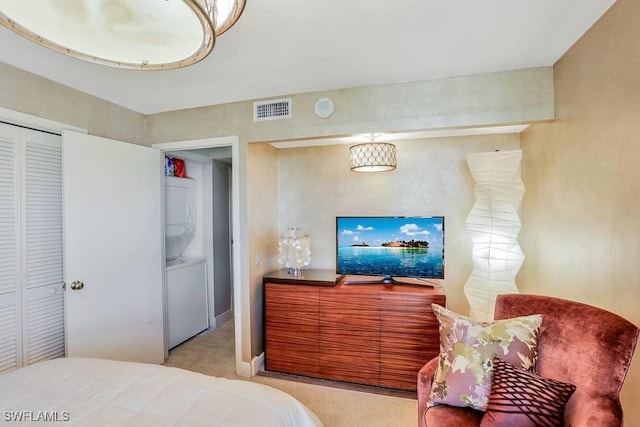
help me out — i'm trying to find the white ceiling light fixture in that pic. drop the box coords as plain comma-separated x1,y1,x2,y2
0,0,246,70
349,134,397,173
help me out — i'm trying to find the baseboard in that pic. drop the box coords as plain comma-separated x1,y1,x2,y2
215,309,233,326
236,352,265,377
236,359,253,378
252,352,265,375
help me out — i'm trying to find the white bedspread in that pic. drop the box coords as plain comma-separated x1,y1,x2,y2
0,358,322,426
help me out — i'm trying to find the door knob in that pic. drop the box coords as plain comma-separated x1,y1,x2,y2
70,281,84,291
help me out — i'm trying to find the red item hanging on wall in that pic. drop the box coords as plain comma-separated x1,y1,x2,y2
173,158,186,178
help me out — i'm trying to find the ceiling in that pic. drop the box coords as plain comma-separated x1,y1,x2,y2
0,0,616,116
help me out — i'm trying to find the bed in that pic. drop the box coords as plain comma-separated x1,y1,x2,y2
0,358,323,426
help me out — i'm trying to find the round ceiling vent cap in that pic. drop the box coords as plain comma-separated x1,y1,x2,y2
314,97,335,119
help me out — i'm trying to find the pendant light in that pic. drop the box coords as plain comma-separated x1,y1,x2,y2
349,134,397,172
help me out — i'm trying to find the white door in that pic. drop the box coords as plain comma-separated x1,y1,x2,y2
63,131,165,364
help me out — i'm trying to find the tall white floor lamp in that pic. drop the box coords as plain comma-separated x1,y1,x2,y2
464,149,525,321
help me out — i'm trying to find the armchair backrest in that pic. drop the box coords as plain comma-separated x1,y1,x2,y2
494,294,638,426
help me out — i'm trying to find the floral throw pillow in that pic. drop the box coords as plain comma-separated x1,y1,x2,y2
427,304,542,411
480,358,576,427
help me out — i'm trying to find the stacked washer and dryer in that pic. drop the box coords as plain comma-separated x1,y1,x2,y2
165,176,209,349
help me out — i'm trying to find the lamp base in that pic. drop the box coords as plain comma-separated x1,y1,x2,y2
286,268,304,276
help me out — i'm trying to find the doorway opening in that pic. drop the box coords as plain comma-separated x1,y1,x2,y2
152,137,242,375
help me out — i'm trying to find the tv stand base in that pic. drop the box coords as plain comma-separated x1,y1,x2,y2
343,275,435,288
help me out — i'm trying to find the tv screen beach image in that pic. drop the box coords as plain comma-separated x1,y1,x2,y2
336,216,444,279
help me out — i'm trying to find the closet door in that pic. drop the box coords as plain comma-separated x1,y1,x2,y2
0,124,21,372
21,129,65,365
63,131,164,364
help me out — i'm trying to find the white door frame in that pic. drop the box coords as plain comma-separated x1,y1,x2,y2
152,137,245,376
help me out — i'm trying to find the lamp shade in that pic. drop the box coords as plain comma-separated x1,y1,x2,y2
277,227,311,275
463,150,525,321
0,0,246,70
349,142,397,172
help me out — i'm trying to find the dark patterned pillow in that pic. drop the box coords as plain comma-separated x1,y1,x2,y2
480,358,576,427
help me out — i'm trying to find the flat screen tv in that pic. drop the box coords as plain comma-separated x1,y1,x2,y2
336,216,444,285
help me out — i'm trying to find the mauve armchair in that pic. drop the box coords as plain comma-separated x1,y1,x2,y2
418,294,639,427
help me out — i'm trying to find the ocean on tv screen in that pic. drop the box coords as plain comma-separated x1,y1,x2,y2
336,216,444,279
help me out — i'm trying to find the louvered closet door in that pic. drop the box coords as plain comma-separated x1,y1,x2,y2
21,129,64,365
0,124,21,372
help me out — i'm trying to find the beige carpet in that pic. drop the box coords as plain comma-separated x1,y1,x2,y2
164,320,417,427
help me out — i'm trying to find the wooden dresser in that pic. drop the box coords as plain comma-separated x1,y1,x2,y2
264,269,446,391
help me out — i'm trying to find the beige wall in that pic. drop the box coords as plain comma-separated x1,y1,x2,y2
146,67,553,145
0,63,145,145
520,0,640,423
277,135,520,314
247,143,280,356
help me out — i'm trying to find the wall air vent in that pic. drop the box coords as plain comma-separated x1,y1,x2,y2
253,98,293,122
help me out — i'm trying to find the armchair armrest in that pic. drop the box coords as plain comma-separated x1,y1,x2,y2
418,356,439,427
565,394,623,427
